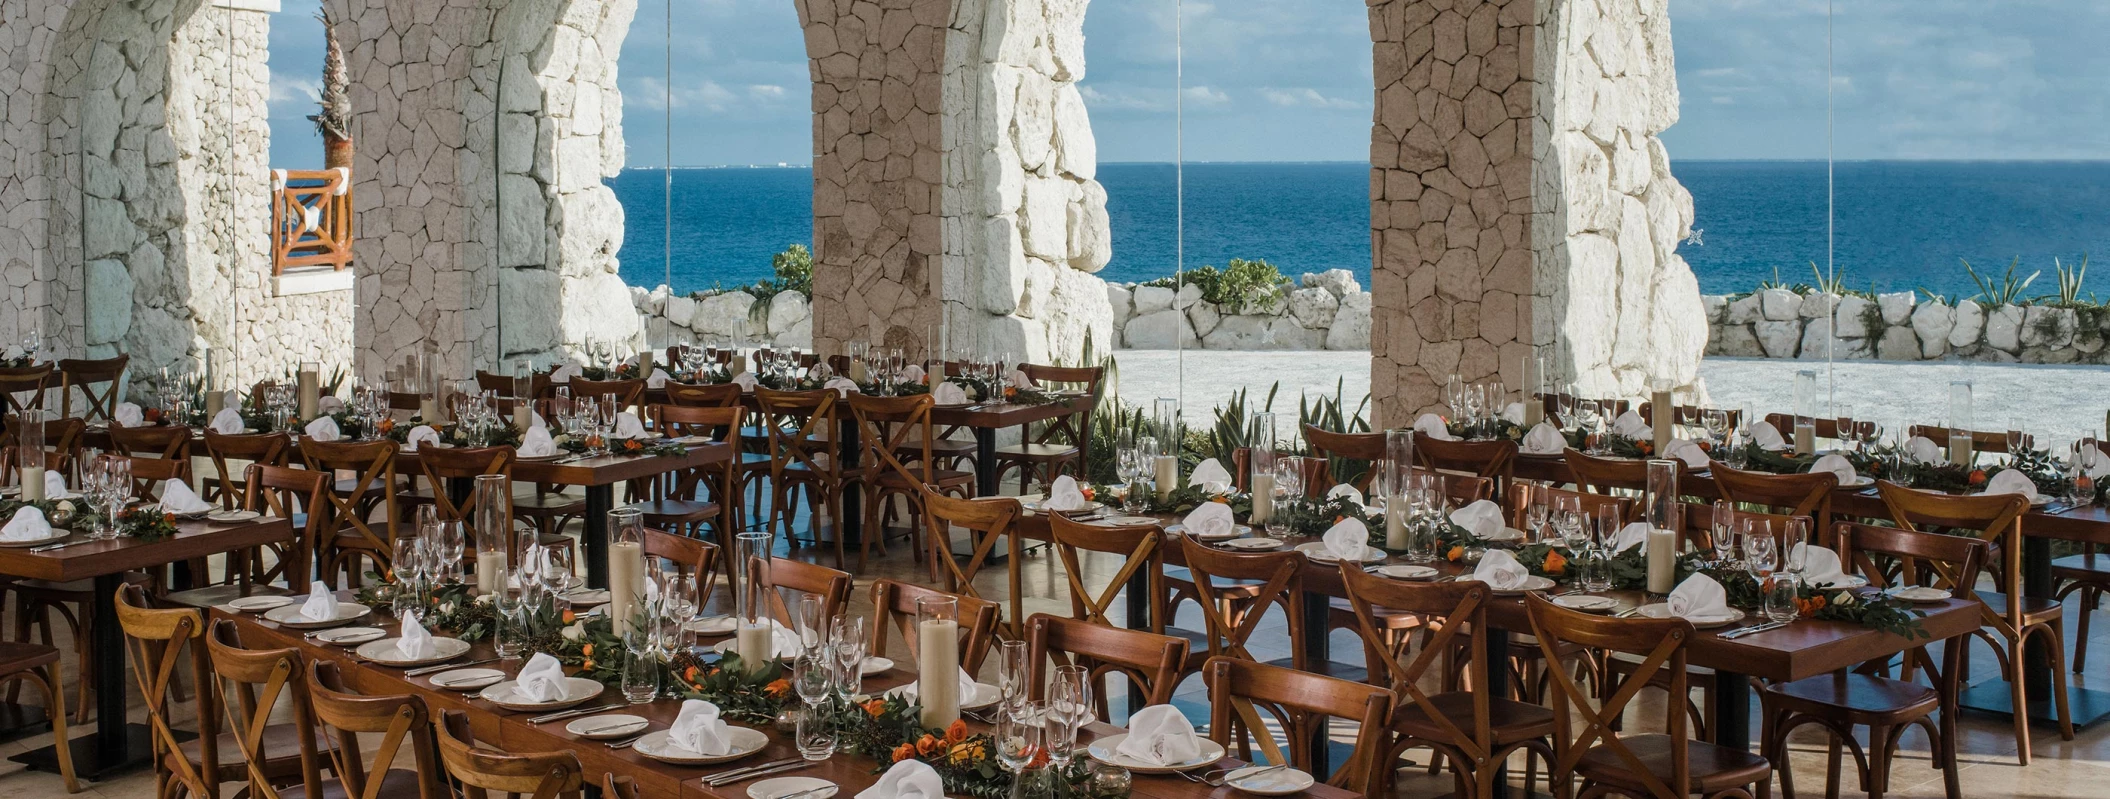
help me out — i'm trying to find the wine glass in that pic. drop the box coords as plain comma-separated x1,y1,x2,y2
996,702,1045,791
796,595,825,654
793,649,834,707
830,615,867,697
1710,501,1738,567
102,458,133,540
1744,519,1778,577
1047,665,1091,768
1524,497,1550,544
993,639,1029,716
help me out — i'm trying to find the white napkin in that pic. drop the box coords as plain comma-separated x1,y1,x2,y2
1414,413,1457,441
1903,435,1943,464
404,425,442,451
1745,421,1787,452
1188,458,1232,493
0,507,53,542
647,368,670,389
304,415,341,442
1985,469,2039,501
1793,542,1852,588
1612,411,1651,439
300,582,340,622
1663,439,1710,468
397,611,435,659
1007,368,1034,389
1449,499,1505,539
1472,549,1530,590
613,412,647,439
731,371,758,392
1667,573,1735,622
42,471,70,500
931,382,969,405
1810,453,1858,485
896,667,977,704
1612,521,1652,554
1321,517,1370,560
319,396,346,414
857,759,946,799
668,699,732,755
550,364,579,383
1182,501,1235,539
159,480,213,514
1115,704,1204,768
898,365,926,384
823,376,860,397
1324,483,1365,506
211,408,245,434
518,426,558,457
515,653,567,702
1500,401,1525,425
1522,421,1565,455
530,411,549,430
114,402,143,427
1045,475,1087,511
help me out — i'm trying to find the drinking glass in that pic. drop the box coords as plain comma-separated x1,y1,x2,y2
101,458,133,540
494,589,527,659
796,706,839,761
2007,413,2028,455
622,628,660,704
1763,572,1800,624
1047,667,1089,768
1781,517,1810,575
830,615,868,696
1744,521,1778,577
1710,501,1738,567
391,537,424,616
996,702,1045,789
793,649,835,707
1524,497,1550,544
1583,512,1615,593
796,595,825,653
1130,435,1159,513
993,639,1030,716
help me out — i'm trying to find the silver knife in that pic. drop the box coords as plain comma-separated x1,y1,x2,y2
530,703,624,724
710,761,812,785
1719,621,1789,640
29,540,84,553
705,757,802,784
407,657,498,677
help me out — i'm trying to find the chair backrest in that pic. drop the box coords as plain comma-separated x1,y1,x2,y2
645,528,720,603
308,661,447,799
110,422,192,460
1642,403,1740,430
436,710,584,799
568,378,645,412
119,452,191,498
1016,363,1104,448
1047,514,1164,630
476,370,550,401
1877,481,2029,630
204,430,291,508
870,580,1000,673
1202,657,1394,797
1837,521,1986,600
1506,482,1633,528
57,354,128,421
1678,501,1803,555
1025,613,1187,715
1760,412,1867,443
1905,424,2025,455
1178,537,1307,667
755,387,839,484
1302,424,1382,492
1413,436,1517,495
1564,449,1678,495
1338,565,1498,759
0,364,53,415
761,557,854,627
920,491,1020,613
1709,462,1836,535
298,438,400,563
116,583,222,797
245,464,330,591
1526,593,1698,799
2,414,85,477
205,619,325,799
665,382,745,407
415,445,515,523
847,393,937,485
650,404,743,502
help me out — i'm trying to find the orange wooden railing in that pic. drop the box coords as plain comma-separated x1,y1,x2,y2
270,168,354,275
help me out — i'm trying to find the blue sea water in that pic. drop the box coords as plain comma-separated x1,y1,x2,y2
610,160,2110,300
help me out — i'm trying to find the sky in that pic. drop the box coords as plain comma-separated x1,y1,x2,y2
260,0,2110,168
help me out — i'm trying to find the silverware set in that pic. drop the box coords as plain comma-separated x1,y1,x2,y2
705,757,805,786
407,658,498,677
1718,620,1790,640
530,703,624,724
28,539,83,553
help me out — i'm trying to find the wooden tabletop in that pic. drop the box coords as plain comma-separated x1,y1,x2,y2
217,604,1352,799
0,515,294,582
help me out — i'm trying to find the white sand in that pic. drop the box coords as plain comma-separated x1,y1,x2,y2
1108,350,2110,447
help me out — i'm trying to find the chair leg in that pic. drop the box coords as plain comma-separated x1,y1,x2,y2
2077,586,2098,674
31,666,78,793
2046,621,2077,741
2009,633,2033,765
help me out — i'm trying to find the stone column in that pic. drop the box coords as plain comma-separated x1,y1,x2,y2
1367,0,1702,425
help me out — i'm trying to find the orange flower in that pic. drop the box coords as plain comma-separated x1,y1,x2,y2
1005,386,1019,398
1968,469,1988,487
587,434,605,448
378,418,396,434
683,666,701,683
945,719,969,744
1638,442,1655,455
581,643,595,658
163,511,177,523
561,609,577,624
1543,550,1568,576
1447,545,1464,562
863,699,888,718
917,734,945,757
581,659,595,670
1081,486,1096,502
892,744,917,763
143,407,163,423
765,678,792,698
1028,748,1050,769
623,439,644,452
1695,440,1713,453
949,743,976,765
1210,496,1228,504
2081,475,2097,494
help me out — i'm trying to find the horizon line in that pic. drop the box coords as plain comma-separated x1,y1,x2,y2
621,157,2110,170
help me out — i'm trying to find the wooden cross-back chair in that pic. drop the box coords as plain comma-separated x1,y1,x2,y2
665,381,745,407
110,422,192,460
203,619,327,799
567,378,645,413
1202,657,1395,798
920,491,1021,631
756,556,853,628
1759,413,1869,444
1904,425,2028,456
1709,463,1837,543
1024,613,1187,721
0,363,53,417
1876,480,2071,763
1339,565,1555,798
436,711,584,799
1565,448,1685,497
308,661,447,799
57,354,128,422
1644,403,1742,430
869,580,1000,674
1413,436,1518,501
300,437,400,587
1525,594,1773,799
990,363,1104,492
849,394,974,571
1177,537,1310,671
629,404,740,542
1,414,86,479
119,452,192,499
645,527,721,604
1760,523,1979,799
1302,424,1381,493
0,639,77,792
164,464,328,609
1047,514,1166,630
202,430,291,508
755,387,844,563
408,445,515,524
115,583,225,799
475,369,550,402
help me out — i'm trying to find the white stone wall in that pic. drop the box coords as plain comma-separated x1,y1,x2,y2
1704,290,2110,365
1110,269,1372,351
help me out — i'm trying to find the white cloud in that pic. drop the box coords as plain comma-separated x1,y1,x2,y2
268,77,320,108
748,84,786,98
1182,86,1230,106
627,76,740,112
1258,87,1365,110
1079,84,1168,111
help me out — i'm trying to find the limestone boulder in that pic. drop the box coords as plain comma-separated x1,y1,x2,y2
1711,324,1764,357
1175,283,1203,310
1132,285,1174,315
1286,287,1339,329
2021,306,2075,349
1185,300,1220,339
1878,292,1916,325
1949,300,1985,348
1067,182,1112,273
1105,283,1133,322
1327,291,1372,350
1301,269,1361,298
1832,296,1872,338
1760,288,1801,321
1799,317,1864,360
500,269,562,355
1266,320,1325,350
1124,309,1196,349
1202,315,1270,350
663,295,697,329
773,315,813,349
1984,304,2024,352
688,290,759,339
1702,295,1728,324
559,273,643,347
1910,302,1954,358
766,291,811,338
1799,292,1835,320
1755,320,1800,358
1877,327,1921,361
1725,294,1763,325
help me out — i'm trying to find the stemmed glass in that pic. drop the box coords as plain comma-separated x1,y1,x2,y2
1744,520,1778,578
1046,665,1091,770
1269,457,1305,537
996,702,1045,796
392,537,426,617
82,458,113,539
1115,436,1145,514
830,615,868,700
1710,501,1739,568
1130,436,1159,514
100,457,133,540
1524,497,1550,544
1583,511,1616,593
796,595,826,653
993,639,1029,719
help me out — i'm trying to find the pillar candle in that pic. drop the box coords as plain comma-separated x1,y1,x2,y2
18,466,43,503
1154,455,1178,503
205,388,226,419
1249,474,1275,524
917,618,961,728
1647,528,1676,594
476,549,507,596
736,622,773,673
1524,399,1543,427
1794,424,1816,456
297,367,320,421
514,405,531,430
1651,390,1673,453
1949,432,1974,467
419,397,442,424
608,540,643,635
1385,501,1409,550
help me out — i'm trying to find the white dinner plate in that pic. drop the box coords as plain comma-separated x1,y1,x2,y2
561,588,611,607
208,510,263,523
1222,538,1284,551
1478,527,1527,543
1092,516,1161,527
429,668,505,691
479,677,607,711
1086,734,1228,774
1294,542,1388,564
567,714,651,740
686,615,736,635
632,727,769,765
1375,564,1439,580
712,638,800,661
1487,576,1558,596
1888,586,1950,603
860,656,894,676
264,603,372,630
0,529,71,548
749,777,837,799
311,626,387,645
1839,476,1874,488
1808,574,1868,589
355,636,471,667
1021,498,1104,516
1635,603,1746,628
1552,595,1618,613
1165,523,1252,541
884,681,1002,711
1225,766,1315,796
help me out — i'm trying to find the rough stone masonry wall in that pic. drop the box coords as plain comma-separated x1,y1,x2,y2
1705,289,2110,365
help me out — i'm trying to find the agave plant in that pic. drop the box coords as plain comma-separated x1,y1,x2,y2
1202,383,1282,466
1296,378,1373,487
1961,256,2039,306
2047,255,2090,306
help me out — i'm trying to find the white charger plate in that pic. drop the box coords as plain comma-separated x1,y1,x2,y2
1165,523,1252,541
0,529,70,548
1085,734,1227,774
1375,564,1439,580
429,668,505,691
561,588,611,606
1635,603,1747,628
479,677,606,711
265,603,372,630
1225,766,1315,796
1552,595,1618,613
749,777,837,799
884,681,1002,711
1294,542,1388,564
355,636,470,667
566,714,650,740
1222,538,1284,551
632,726,768,765
1808,574,1869,589
859,656,894,676
208,510,263,523
1487,576,1558,596
311,626,386,645
686,615,737,635
1888,586,1950,603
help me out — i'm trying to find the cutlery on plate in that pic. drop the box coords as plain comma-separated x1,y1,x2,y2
1614,607,1644,618
713,762,813,785
772,786,837,799
705,757,802,784
577,720,649,737
530,703,624,724
1209,762,1290,788
29,540,84,553
1719,621,1789,640
407,658,498,677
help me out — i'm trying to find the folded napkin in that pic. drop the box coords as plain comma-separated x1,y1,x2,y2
1501,401,1525,425
1748,421,1789,452
731,371,758,392
404,425,442,451
669,699,732,755
515,653,568,702
857,758,946,799
530,411,548,430
1522,421,1566,455
1325,482,1365,506
319,396,346,414
397,611,435,659
1188,458,1232,493
42,471,69,500
898,365,926,385
1903,435,1943,464
1667,573,1735,621
114,402,143,427
1985,469,2039,501
1612,410,1651,439
300,582,340,622
896,667,977,704
1321,517,1370,560
1793,542,1852,588
1182,501,1235,538
613,412,647,439
1447,499,1501,538
1007,368,1034,389
550,364,579,383
1472,549,1530,590
1414,412,1457,441
823,376,860,397
1663,439,1710,468
304,416,341,442
210,408,245,434
518,426,558,457
1612,521,1652,554
159,480,213,514
0,507,52,542
647,368,670,389
931,382,969,405
1044,475,1088,511
1115,704,1204,768
1810,453,1858,485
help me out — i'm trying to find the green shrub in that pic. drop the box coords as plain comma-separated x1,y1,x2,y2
1141,258,1292,315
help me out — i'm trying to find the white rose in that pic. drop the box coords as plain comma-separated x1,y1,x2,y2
560,622,585,641
1832,590,1856,607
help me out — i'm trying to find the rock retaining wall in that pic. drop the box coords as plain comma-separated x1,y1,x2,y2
1108,268,1371,351
1703,289,2110,364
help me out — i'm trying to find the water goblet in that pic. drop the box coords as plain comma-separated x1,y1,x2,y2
796,705,839,761
993,639,1029,716
996,702,1045,793
1710,501,1738,567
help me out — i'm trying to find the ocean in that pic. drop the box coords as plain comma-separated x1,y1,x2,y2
610,160,2110,300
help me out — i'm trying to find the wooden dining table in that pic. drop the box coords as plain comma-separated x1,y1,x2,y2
0,514,296,779
216,599,1352,799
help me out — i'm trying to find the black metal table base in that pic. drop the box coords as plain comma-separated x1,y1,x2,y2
9,723,162,780
0,702,55,744
1959,678,2110,729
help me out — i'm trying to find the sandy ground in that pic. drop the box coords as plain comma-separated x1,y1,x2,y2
1109,350,2110,447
